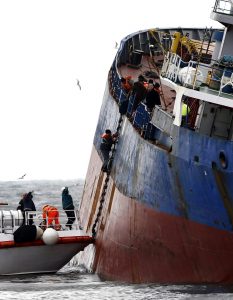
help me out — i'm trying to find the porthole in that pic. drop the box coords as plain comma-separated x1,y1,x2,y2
219,151,227,169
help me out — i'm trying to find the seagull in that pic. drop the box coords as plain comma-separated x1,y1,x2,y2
18,173,26,180
76,79,81,90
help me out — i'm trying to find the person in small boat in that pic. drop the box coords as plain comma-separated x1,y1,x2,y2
100,129,117,172
17,191,36,225
61,187,76,230
42,205,61,231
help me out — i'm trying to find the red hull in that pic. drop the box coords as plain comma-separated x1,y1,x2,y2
80,147,233,284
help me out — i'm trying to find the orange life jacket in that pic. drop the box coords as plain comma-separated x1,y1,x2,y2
122,76,133,93
42,205,61,230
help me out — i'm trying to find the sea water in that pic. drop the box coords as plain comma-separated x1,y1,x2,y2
0,180,233,300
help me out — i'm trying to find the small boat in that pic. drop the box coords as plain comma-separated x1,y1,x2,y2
0,209,93,275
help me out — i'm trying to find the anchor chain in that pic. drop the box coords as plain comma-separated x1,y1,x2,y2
91,115,123,237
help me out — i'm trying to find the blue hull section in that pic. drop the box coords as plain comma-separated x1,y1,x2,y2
93,86,233,233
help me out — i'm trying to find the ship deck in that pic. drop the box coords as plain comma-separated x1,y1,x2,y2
118,55,176,114
118,54,233,112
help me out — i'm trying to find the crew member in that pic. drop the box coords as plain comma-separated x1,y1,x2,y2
61,187,76,230
120,76,133,94
42,205,61,231
181,102,190,126
17,191,36,225
100,129,117,172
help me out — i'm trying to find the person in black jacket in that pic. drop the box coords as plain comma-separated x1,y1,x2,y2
100,129,117,172
17,191,36,225
145,79,161,113
61,187,75,230
131,75,147,114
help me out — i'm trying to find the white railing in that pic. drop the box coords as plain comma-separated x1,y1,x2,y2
0,209,81,234
161,51,233,96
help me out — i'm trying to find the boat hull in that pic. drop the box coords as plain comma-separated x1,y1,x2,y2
0,243,84,275
0,233,93,275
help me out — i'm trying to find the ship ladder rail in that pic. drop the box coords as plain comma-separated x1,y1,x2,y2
91,114,123,237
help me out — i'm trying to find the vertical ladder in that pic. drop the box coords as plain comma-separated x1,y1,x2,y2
91,115,123,237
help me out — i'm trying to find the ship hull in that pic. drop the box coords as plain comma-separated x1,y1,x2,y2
79,23,233,283
80,146,233,284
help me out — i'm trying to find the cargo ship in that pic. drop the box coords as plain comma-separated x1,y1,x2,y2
79,0,233,283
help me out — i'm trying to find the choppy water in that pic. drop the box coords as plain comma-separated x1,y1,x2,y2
1,180,233,299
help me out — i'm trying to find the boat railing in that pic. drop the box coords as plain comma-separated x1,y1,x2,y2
0,209,81,234
213,0,233,15
161,51,233,96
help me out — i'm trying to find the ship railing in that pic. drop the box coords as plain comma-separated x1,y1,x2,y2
161,51,233,96
109,59,127,105
213,0,233,15
0,209,82,234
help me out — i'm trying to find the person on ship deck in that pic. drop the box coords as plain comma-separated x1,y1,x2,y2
144,79,161,113
119,76,134,115
130,75,147,116
120,76,133,95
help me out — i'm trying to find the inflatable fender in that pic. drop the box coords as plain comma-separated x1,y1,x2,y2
42,228,59,245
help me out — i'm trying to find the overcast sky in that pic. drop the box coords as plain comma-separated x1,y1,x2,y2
0,0,220,181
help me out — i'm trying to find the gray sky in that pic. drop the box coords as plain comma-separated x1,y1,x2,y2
0,0,220,180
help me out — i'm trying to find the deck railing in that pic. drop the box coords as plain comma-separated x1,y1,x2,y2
0,209,81,234
161,51,233,96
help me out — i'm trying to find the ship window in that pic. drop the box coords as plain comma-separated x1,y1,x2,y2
219,151,227,169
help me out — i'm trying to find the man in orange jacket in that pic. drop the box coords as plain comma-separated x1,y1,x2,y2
42,205,61,230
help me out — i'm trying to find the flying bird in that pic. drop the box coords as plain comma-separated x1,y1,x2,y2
18,173,26,180
76,79,81,90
